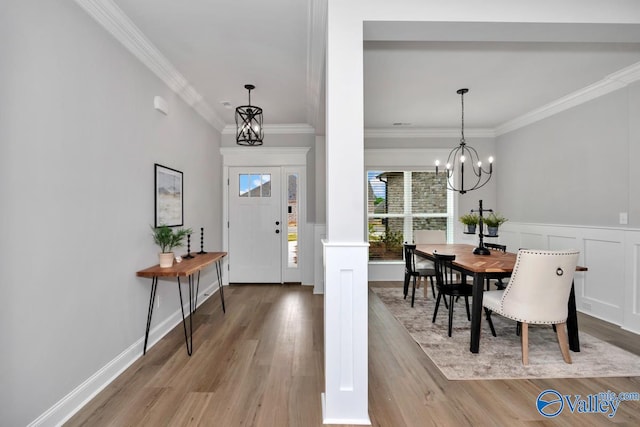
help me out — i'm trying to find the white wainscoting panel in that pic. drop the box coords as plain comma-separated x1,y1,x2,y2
624,231,640,332
583,237,625,323
500,223,638,333
314,224,326,294
301,220,314,287
368,262,404,282
519,232,546,251
548,234,578,250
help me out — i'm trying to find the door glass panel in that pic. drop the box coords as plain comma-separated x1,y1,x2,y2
238,173,272,197
261,174,271,197
250,174,262,196
239,174,250,197
287,173,298,268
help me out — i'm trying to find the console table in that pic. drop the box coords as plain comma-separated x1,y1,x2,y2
136,251,227,356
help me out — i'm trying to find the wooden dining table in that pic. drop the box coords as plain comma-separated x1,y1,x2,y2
415,243,587,354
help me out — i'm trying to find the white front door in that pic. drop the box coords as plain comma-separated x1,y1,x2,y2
228,167,282,282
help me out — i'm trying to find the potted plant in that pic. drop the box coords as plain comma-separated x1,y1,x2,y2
484,213,507,237
459,213,479,234
382,230,404,258
151,225,193,267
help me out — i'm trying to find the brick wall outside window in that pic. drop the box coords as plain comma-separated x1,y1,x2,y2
368,171,449,261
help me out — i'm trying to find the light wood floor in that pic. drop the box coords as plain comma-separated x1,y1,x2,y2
66,283,640,426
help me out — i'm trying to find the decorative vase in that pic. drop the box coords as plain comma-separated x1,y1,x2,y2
487,226,499,237
159,252,174,268
466,224,477,234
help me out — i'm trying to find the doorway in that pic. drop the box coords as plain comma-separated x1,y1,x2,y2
221,147,308,284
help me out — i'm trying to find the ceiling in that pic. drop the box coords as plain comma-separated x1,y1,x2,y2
101,1,640,136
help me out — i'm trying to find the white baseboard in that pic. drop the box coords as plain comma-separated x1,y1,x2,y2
622,325,640,335
321,393,371,425
28,281,221,427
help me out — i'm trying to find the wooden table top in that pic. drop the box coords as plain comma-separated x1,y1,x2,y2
415,244,587,274
136,252,227,278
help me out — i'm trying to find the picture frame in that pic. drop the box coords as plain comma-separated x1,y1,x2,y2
154,163,183,227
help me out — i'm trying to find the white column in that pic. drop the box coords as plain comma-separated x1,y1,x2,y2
323,1,370,424
322,241,370,424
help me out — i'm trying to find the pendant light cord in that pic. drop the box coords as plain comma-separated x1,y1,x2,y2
460,90,465,145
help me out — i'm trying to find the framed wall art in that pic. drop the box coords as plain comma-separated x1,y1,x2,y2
154,163,183,227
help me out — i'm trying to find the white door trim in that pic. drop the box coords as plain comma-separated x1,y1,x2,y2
220,147,310,166
221,147,309,285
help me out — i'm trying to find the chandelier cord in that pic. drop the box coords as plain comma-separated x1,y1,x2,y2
460,90,465,144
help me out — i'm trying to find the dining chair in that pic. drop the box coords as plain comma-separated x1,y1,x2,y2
414,230,446,245
432,253,495,337
403,244,436,307
413,230,446,297
484,243,508,290
482,249,580,365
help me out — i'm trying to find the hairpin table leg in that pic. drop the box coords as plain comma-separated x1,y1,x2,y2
177,276,194,356
143,276,158,355
216,259,226,313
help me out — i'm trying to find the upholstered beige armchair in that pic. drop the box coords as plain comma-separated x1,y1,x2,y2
482,249,580,365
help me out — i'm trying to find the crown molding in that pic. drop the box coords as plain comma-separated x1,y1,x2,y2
365,127,496,139
496,60,640,136
371,61,640,139
73,0,640,139
73,0,225,131
222,123,316,135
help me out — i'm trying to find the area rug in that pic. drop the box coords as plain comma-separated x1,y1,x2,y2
371,286,640,380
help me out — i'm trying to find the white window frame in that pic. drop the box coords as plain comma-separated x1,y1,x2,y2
365,148,457,263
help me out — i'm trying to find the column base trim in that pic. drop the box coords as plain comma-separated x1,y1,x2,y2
321,393,371,425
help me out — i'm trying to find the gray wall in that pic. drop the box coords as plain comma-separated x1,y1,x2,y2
628,82,640,224
496,85,638,227
0,1,221,425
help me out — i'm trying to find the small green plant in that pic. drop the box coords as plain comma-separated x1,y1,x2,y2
383,230,404,251
151,225,193,253
368,223,381,242
459,213,479,226
484,213,508,227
